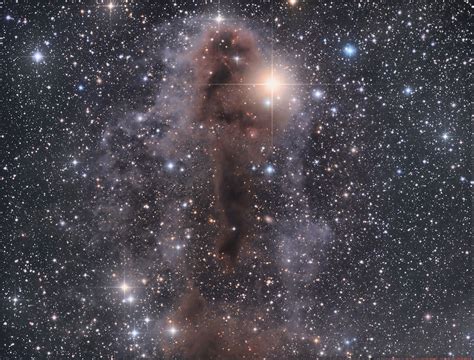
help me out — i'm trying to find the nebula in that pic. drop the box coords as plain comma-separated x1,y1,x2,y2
5,2,469,359
160,26,291,359
192,27,274,265
165,288,285,360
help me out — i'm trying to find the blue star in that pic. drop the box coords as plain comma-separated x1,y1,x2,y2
312,89,324,99
32,51,43,62
343,44,357,57
265,165,275,175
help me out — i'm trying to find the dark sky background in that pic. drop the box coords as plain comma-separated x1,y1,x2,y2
2,0,471,359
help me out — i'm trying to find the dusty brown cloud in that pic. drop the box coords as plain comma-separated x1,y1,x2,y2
192,27,274,264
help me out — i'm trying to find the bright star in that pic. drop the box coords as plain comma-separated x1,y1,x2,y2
120,282,129,292
343,44,356,57
312,89,324,99
33,51,43,62
265,165,275,175
264,76,281,92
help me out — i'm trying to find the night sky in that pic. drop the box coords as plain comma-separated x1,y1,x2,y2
2,1,472,359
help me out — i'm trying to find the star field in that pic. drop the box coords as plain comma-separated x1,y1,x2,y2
2,1,471,359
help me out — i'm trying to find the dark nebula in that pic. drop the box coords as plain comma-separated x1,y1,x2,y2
163,27,289,359
3,2,470,359
192,28,274,265
167,288,284,360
